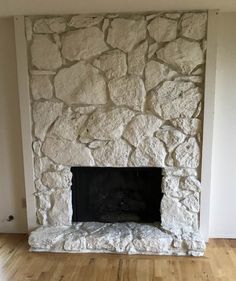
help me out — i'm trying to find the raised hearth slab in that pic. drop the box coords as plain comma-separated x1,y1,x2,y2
29,222,205,256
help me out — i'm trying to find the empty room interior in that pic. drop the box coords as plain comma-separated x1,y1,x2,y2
0,0,236,280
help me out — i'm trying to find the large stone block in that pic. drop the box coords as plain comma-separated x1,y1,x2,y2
42,137,95,166
68,15,103,28
129,137,166,167
47,190,72,226
161,195,198,235
49,109,87,141
108,76,146,111
31,75,53,100
107,18,146,52
29,226,72,249
54,62,107,105
84,108,135,140
62,27,108,61
93,139,131,167
33,101,63,141
148,81,202,120
123,114,163,147
147,17,177,42
171,118,202,136
156,38,204,74
93,49,127,79
181,13,207,40
31,35,62,70
132,223,173,253
41,169,72,189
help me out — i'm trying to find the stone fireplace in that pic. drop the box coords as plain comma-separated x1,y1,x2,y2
26,11,207,255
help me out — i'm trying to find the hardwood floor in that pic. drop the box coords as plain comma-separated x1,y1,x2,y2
0,234,235,281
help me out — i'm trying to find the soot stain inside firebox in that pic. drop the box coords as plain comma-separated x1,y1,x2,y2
71,167,163,223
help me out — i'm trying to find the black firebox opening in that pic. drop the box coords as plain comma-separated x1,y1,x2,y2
71,167,163,223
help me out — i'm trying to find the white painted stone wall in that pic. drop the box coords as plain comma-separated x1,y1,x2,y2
26,12,207,255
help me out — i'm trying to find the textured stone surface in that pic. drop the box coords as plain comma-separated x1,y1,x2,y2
165,13,181,20
148,42,159,59
54,62,107,105
34,156,55,178
31,75,53,100
84,108,135,140
29,222,205,255
37,209,47,225
181,13,207,40
155,126,186,152
162,176,180,196
108,76,146,111
31,35,62,70
173,138,200,168
88,140,107,149
41,169,72,189
145,61,177,91
93,49,127,79
32,140,41,156
148,81,202,120
93,139,131,167
128,41,148,76
34,179,48,192
48,190,72,226
171,118,202,136
33,101,63,141
29,226,72,250
161,196,198,235
156,38,204,74
129,137,166,167
181,193,200,213
68,15,103,28
62,27,108,61
27,12,207,256
36,193,51,210
49,109,87,141
107,18,146,52
148,17,177,42
181,176,201,192
161,176,192,198
74,106,96,115
42,137,95,166
34,17,66,33
132,224,173,253
123,114,163,147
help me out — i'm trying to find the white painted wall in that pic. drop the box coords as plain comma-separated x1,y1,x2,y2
209,12,236,238
0,17,27,233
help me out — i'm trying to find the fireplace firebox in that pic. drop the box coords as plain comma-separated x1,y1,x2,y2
71,167,163,223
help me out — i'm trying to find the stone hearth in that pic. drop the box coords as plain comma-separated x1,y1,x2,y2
26,11,207,256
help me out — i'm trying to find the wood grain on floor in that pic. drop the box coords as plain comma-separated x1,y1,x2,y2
0,234,235,281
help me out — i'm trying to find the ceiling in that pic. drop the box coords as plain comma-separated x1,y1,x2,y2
0,0,236,16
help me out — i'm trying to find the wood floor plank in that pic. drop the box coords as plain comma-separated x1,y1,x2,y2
0,235,235,281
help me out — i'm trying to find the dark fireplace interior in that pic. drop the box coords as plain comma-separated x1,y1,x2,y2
71,167,163,223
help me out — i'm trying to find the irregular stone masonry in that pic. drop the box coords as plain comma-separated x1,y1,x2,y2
26,11,207,256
